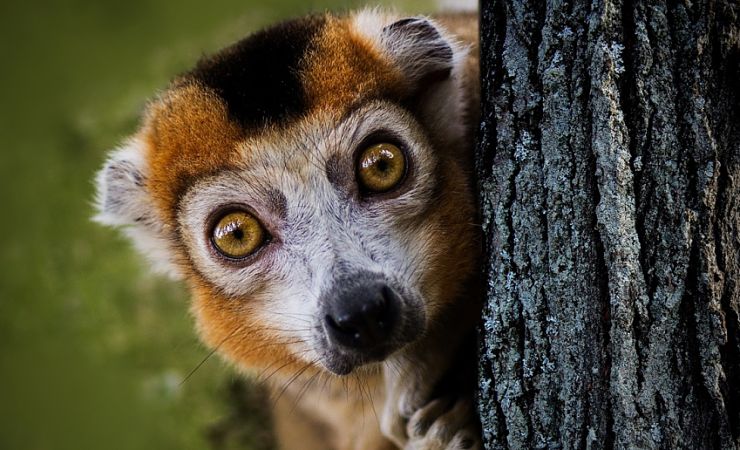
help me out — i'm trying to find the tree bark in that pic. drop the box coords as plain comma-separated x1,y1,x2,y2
475,0,740,448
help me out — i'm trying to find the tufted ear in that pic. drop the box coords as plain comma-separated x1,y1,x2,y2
94,138,181,279
380,17,456,90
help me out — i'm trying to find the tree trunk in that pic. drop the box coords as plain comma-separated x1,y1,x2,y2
475,0,740,448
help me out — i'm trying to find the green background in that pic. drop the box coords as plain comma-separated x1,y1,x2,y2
0,0,430,449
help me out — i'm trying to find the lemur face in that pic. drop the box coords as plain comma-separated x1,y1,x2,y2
96,11,477,377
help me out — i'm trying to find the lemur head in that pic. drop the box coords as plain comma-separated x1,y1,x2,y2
95,10,478,377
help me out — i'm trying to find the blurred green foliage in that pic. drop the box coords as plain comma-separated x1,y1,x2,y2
0,0,430,449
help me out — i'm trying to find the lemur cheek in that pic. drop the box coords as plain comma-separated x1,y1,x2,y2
191,288,309,374
414,225,476,309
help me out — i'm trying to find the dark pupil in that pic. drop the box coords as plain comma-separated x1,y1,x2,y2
376,158,389,172
232,227,244,241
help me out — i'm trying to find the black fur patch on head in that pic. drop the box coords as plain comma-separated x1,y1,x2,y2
189,15,327,129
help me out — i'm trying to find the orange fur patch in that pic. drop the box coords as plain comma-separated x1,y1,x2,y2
303,16,405,112
419,163,480,312
144,81,246,222
191,284,312,380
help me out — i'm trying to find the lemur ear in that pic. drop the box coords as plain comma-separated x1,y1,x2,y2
380,17,456,92
95,140,150,226
94,139,181,278
371,15,469,147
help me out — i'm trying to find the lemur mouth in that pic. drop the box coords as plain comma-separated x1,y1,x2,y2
322,346,397,376
316,272,425,375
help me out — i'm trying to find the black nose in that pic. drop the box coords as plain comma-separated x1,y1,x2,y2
324,281,399,352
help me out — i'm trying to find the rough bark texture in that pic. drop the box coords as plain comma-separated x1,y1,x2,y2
475,0,740,448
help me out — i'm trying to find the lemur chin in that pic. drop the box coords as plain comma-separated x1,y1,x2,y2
95,9,481,450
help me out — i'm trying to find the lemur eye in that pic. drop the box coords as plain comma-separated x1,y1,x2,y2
211,211,266,259
356,143,406,194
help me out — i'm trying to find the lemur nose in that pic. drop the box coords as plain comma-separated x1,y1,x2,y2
324,282,399,351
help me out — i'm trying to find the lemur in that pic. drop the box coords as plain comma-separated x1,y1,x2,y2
95,9,481,450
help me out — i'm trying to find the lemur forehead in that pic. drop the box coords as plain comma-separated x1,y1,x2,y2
188,14,326,129
143,12,407,219
302,15,406,111
144,82,245,221
185,13,404,129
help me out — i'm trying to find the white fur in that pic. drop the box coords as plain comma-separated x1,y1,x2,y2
93,138,181,279
177,102,438,366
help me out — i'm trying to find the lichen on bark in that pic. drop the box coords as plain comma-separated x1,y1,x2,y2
475,0,740,448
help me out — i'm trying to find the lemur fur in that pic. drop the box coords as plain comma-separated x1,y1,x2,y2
95,9,481,450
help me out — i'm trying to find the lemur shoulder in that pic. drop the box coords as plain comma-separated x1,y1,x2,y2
95,9,481,450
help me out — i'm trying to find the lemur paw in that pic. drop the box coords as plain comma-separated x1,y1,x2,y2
404,398,481,450
380,376,434,447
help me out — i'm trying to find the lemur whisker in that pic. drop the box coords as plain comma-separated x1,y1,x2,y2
388,353,416,381
296,130,326,175
318,371,332,405
254,347,315,385
245,339,307,355
271,358,321,409
342,375,350,403
359,373,381,428
384,358,404,380
352,372,367,432
253,326,313,334
180,324,244,386
257,309,314,321
290,369,322,415
254,358,292,385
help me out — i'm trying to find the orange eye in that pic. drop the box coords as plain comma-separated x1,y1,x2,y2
356,143,406,193
211,211,266,259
